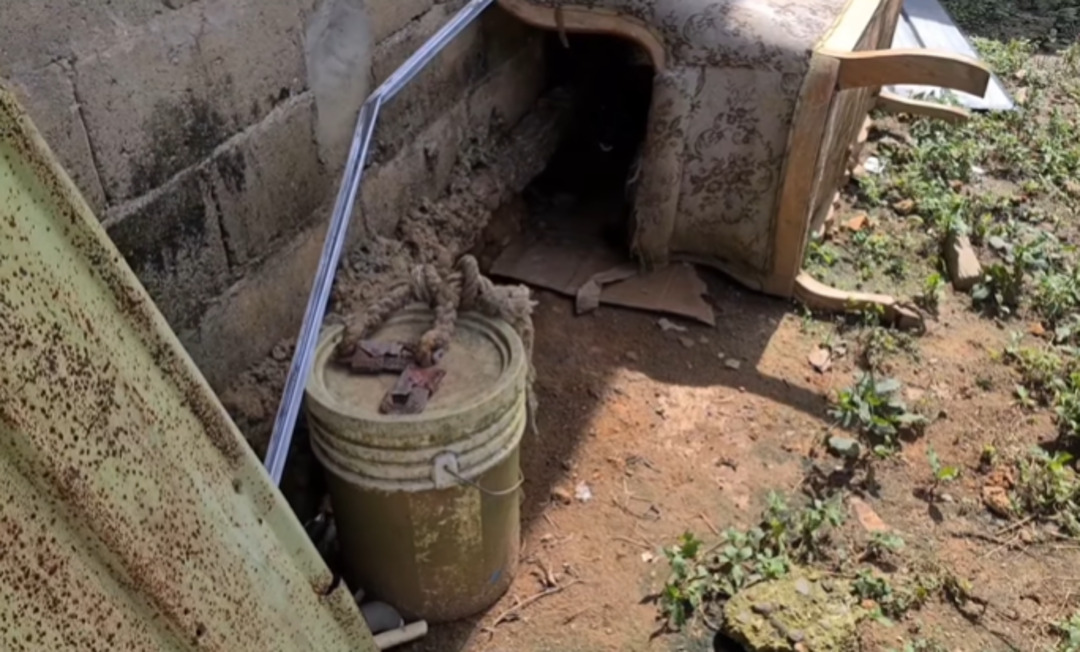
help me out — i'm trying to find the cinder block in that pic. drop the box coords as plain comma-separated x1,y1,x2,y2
367,0,435,43
8,63,107,212
73,10,212,201
467,36,545,135
74,0,308,202
359,100,468,237
208,94,330,267
105,170,231,334
0,1,165,72
368,4,484,165
179,219,327,391
198,0,307,127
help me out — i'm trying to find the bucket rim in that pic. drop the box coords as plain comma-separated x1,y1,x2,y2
305,307,527,426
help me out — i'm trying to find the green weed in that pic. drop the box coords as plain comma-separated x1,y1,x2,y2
1058,610,1080,652
972,262,1024,316
658,492,845,629
807,239,840,273
1012,449,1080,535
915,272,946,314
864,531,906,562
831,374,927,453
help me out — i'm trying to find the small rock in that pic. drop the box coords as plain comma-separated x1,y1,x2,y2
679,336,696,349
724,358,742,370
808,347,832,373
574,481,593,502
641,551,656,563
845,214,868,232
1015,87,1029,104
551,487,573,505
1030,322,1047,337
625,351,639,362
795,578,812,596
1065,179,1080,198
657,318,687,333
849,496,889,533
892,198,916,215
863,156,884,175
944,231,983,292
271,344,291,361
939,493,955,503
724,571,857,652
827,436,861,459
699,336,709,344
981,484,1012,517
905,387,926,403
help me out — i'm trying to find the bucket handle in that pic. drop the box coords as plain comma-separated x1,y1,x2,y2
433,452,523,497
445,467,524,497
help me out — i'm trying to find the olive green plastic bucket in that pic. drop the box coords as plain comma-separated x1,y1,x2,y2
304,306,526,623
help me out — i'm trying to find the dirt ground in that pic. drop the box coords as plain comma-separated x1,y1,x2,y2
382,277,1077,652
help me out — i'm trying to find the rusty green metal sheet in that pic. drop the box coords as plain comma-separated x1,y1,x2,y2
0,83,377,651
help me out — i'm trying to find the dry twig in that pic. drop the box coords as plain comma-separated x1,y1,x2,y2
483,579,583,636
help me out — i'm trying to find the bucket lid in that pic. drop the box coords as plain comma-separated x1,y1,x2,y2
305,306,527,452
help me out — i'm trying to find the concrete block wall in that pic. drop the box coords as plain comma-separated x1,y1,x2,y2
1,0,546,390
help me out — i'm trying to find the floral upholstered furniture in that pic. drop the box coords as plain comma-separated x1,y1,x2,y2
499,0,990,323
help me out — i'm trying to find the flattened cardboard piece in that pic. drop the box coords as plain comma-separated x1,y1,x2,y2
492,238,715,326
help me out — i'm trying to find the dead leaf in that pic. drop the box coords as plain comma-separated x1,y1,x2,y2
1015,87,1029,105
849,496,889,533
845,214,868,231
808,347,832,373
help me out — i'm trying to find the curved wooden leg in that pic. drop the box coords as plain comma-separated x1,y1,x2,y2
877,91,971,124
794,272,924,330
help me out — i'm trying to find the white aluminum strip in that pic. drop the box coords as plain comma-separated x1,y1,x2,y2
888,0,1014,111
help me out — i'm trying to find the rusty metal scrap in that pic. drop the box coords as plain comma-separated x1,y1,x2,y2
0,83,376,651
379,366,447,415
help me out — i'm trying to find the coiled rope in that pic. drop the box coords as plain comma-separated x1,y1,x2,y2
336,255,538,433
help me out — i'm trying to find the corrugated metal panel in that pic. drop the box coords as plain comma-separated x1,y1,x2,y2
889,0,1014,111
0,83,377,651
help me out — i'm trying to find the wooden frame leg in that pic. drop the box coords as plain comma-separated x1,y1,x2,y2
877,91,971,123
794,272,924,330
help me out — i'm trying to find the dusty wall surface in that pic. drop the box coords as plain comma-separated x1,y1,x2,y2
0,0,546,390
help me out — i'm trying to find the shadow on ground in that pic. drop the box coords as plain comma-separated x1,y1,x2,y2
397,267,824,651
